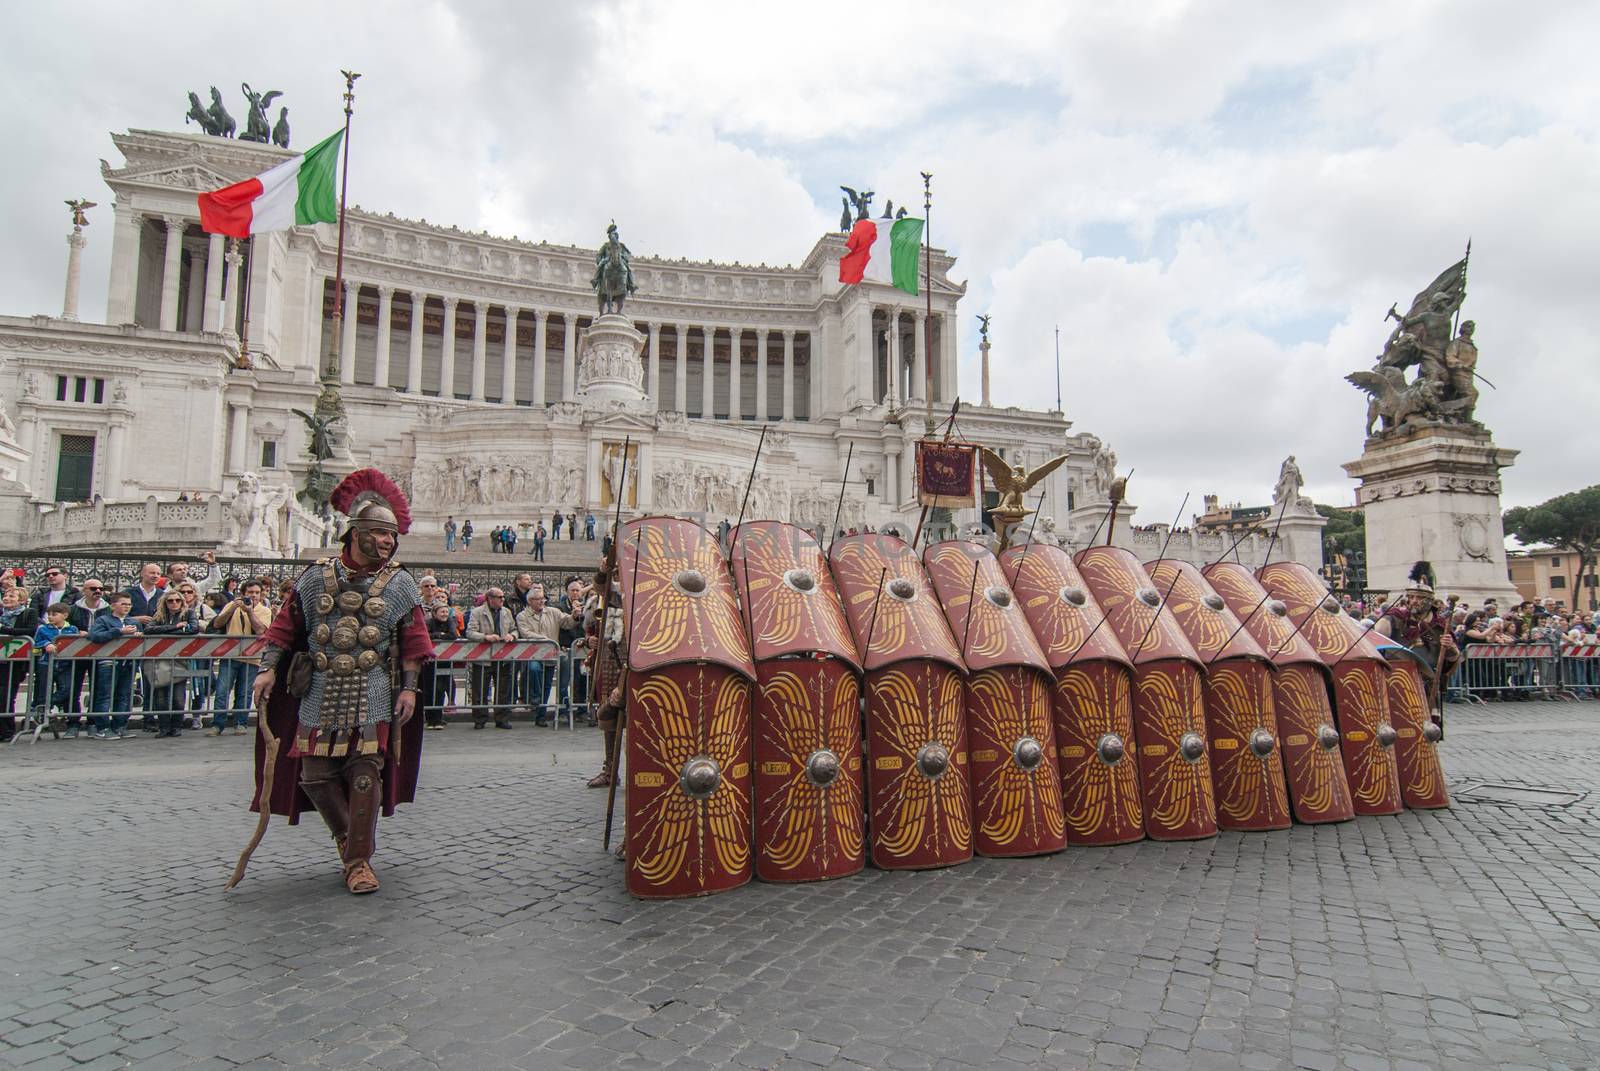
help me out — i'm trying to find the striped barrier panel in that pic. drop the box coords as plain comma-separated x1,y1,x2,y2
431,639,561,662
1560,643,1600,696
1459,641,1564,701
49,635,268,660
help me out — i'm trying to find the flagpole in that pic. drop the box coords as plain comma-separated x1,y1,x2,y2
921,170,935,436
323,69,361,383
239,238,254,368
1054,324,1061,413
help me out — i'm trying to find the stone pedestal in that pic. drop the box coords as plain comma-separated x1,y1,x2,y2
576,314,648,411
1343,424,1520,606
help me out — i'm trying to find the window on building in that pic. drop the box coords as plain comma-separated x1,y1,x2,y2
1550,575,1566,588
1585,574,1597,587
54,434,95,501
52,375,107,406
260,441,278,469
865,478,876,497
1550,556,1562,567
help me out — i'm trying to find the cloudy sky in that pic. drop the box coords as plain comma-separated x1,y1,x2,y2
5,1,1595,528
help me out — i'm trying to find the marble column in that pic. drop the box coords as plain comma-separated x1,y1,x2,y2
227,404,248,473
561,313,576,401
885,444,901,505
940,312,958,404
105,201,141,325
62,228,87,322
374,286,394,389
781,329,795,421
439,297,458,397
202,233,225,332
912,311,928,403
470,300,488,401
501,306,519,405
159,216,186,331
755,329,769,422
105,422,128,498
701,326,715,418
340,280,360,385
883,316,899,407
532,310,548,406
406,292,425,394
221,242,242,341
728,328,743,421
647,322,661,408
675,324,689,412
183,244,206,331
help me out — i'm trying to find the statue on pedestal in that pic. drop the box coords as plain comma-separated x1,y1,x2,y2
185,87,236,138
239,83,283,144
978,446,1070,550
1349,249,1486,436
1272,455,1315,515
590,221,636,315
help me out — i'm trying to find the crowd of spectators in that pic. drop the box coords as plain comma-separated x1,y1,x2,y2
0,559,613,744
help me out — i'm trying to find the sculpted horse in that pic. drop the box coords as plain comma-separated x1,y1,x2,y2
591,223,637,316
185,92,216,134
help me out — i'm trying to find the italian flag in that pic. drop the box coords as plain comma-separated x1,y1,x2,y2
838,215,924,294
197,130,343,238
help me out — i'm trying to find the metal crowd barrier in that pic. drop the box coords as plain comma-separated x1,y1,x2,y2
5,634,587,745
424,638,580,728
1559,642,1600,698
1457,641,1565,702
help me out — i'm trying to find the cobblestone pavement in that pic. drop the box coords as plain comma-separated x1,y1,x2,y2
2,701,1598,1071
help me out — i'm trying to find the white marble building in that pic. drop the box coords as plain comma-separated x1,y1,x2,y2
0,127,1323,571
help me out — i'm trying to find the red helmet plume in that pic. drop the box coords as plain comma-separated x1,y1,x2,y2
330,467,412,535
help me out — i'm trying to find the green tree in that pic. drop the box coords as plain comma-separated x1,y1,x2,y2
1504,485,1600,611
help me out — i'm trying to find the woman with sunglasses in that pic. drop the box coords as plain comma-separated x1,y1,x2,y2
177,582,216,725
146,592,201,736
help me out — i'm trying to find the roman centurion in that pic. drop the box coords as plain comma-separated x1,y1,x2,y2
227,468,433,895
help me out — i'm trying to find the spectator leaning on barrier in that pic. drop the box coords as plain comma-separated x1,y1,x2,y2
464,587,518,730
32,603,80,732
146,591,201,737
208,577,272,736
89,593,141,739
556,577,590,719
0,587,42,742
421,601,458,730
515,583,576,725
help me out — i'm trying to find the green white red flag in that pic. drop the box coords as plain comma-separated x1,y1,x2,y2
838,215,924,295
197,130,343,238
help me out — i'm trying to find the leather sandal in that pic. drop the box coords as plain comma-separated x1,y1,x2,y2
585,769,616,789
343,860,380,894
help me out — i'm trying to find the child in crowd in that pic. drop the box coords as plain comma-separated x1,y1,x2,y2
32,602,82,732
88,593,142,739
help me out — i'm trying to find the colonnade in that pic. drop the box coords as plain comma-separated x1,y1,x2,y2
331,282,812,420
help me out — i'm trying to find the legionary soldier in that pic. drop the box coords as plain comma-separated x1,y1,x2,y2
229,469,433,895
1373,560,1459,713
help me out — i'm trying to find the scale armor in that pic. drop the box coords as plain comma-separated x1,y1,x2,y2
293,558,421,755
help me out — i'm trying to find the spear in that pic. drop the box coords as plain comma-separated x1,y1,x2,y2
602,526,644,853
827,441,854,553
957,560,982,657
1128,494,1191,661
1202,499,1292,667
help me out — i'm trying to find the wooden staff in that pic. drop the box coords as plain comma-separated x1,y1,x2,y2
602,527,644,853
224,692,279,890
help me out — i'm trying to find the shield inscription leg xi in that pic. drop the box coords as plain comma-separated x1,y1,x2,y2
752,657,866,881
1269,664,1356,824
1382,660,1450,810
1051,660,1145,846
622,517,758,899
